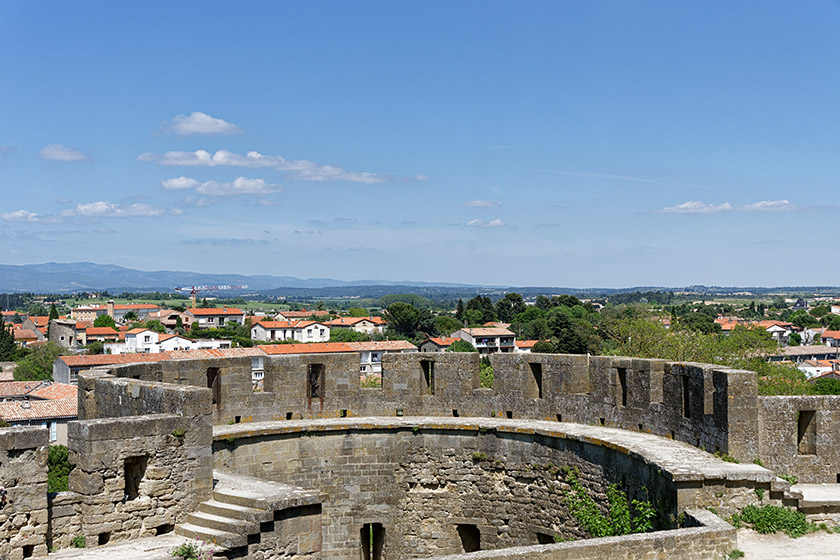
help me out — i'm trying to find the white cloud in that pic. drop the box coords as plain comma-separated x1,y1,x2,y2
660,199,798,215
162,111,241,135
139,149,391,183
61,201,166,218
659,201,733,214
741,200,795,212
162,176,200,190
0,145,16,157
39,144,91,162
195,177,278,196
466,218,505,227
464,200,502,208
0,210,63,224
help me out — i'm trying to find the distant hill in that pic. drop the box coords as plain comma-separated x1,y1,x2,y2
0,262,482,294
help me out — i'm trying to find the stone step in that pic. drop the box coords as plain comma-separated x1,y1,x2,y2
175,522,245,550
186,511,259,535
213,488,270,510
200,499,272,523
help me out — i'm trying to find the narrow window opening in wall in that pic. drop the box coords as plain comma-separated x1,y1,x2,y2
505,410,513,419
360,522,385,560
98,532,110,546
124,455,148,501
457,524,481,553
396,409,404,416
307,363,325,401
638,424,643,431
599,418,605,426
340,409,347,418
452,409,459,417
797,410,817,455
528,363,543,399
556,414,562,422
156,524,174,535
682,375,691,419
421,360,435,395
206,367,221,407
22,545,34,558
234,415,241,424
536,532,554,545
285,412,293,420
836,474,840,483
617,367,627,407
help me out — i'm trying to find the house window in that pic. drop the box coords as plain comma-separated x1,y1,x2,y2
144,335,151,343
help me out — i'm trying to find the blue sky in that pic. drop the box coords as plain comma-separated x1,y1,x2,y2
2,1,839,287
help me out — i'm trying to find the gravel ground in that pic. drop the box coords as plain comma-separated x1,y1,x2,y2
738,527,840,559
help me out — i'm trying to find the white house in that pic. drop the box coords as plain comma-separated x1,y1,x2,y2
106,328,230,354
186,307,245,329
251,320,330,343
451,328,516,356
324,316,387,335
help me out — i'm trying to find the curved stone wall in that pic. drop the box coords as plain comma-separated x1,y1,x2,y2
212,417,773,560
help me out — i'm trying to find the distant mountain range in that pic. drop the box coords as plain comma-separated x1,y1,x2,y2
2,262,840,298
0,262,484,294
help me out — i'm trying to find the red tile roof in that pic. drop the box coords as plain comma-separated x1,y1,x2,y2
424,337,460,347
0,381,48,398
344,341,417,352
326,316,386,327
276,310,329,319
822,331,840,340
253,320,321,329
456,328,515,337
0,398,77,422
58,353,170,367
259,343,355,355
28,383,77,400
515,340,539,348
12,329,38,341
85,327,120,336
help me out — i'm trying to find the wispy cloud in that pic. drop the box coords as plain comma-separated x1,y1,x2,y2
466,218,505,227
140,149,391,183
61,201,166,218
532,169,717,191
0,145,16,157
464,200,502,208
659,199,797,215
161,177,200,190
741,200,796,212
39,144,91,162
163,176,279,196
0,210,62,223
660,201,733,214
161,111,241,135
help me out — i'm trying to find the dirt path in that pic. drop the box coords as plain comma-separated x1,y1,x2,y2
738,528,840,559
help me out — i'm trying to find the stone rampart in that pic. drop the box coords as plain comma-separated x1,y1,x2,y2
213,417,768,559
0,426,49,560
104,352,760,461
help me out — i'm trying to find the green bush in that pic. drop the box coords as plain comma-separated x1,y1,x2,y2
71,535,85,548
734,505,815,538
563,472,656,537
48,445,72,492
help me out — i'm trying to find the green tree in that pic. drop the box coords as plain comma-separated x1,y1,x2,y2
123,310,138,322
495,293,526,323
48,303,59,321
447,339,477,353
532,340,556,353
465,295,496,323
788,332,801,346
14,342,62,381
93,315,117,328
86,341,105,355
813,378,840,395
535,295,552,311
455,299,465,322
347,307,369,317
0,324,15,361
384,303,420,338
435,315,462,336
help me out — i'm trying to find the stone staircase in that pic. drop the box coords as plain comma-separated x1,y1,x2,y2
176,486,273,551
175,470,322,557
